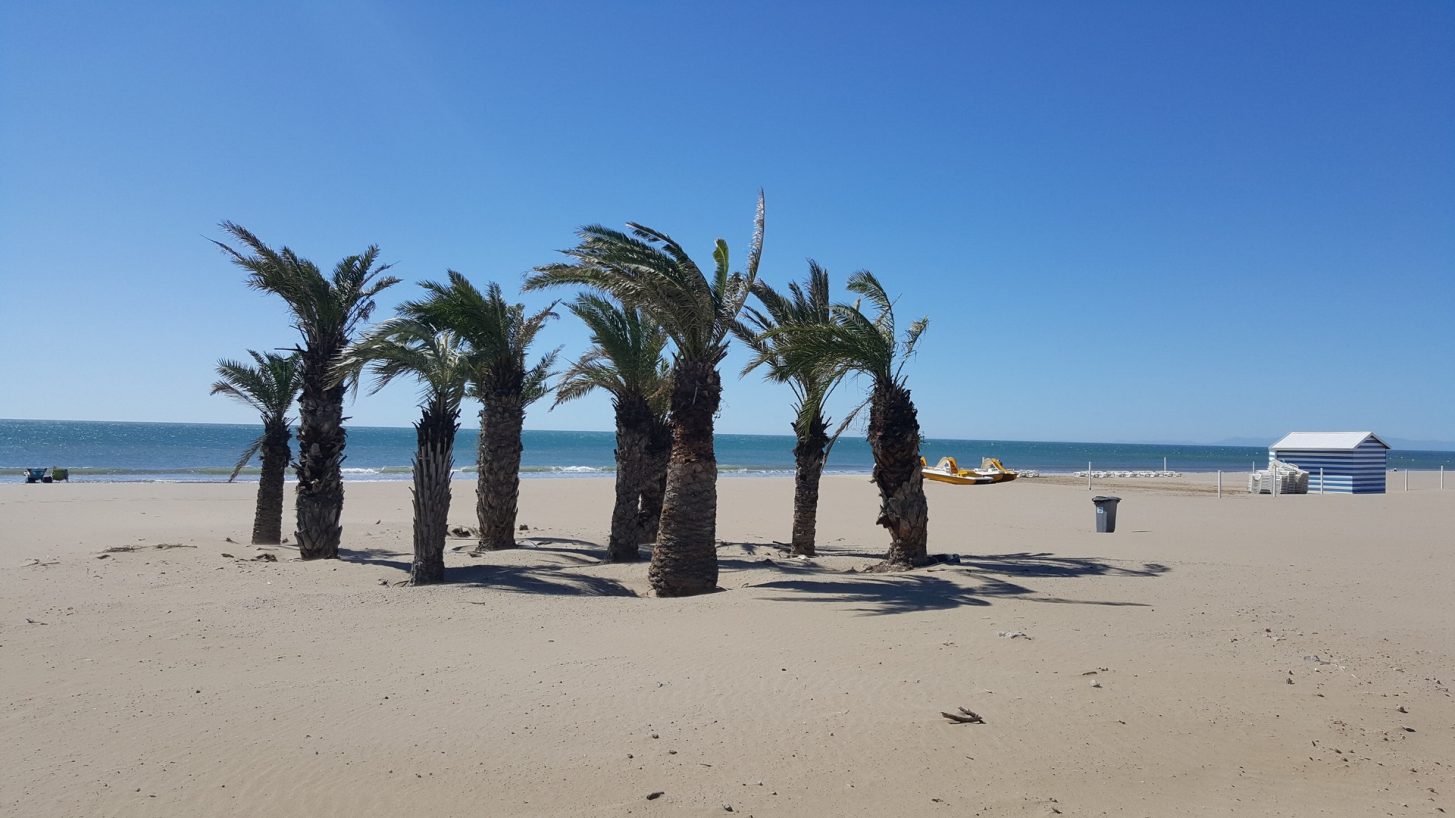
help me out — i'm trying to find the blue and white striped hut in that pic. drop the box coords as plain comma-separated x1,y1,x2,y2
1269,432,1390,494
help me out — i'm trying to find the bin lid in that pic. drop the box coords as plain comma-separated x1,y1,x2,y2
1091,495,1121,503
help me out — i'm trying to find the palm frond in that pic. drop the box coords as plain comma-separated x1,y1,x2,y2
896,316,931,381
401,272,558,402
214,223,399,348
526,194,765,365
824,394,870,459
522,346,562,407
228,432,266,483
210,350,301,424
758,266,926,391
336,318,473,407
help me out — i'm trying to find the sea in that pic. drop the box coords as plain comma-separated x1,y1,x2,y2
3,419,1451,483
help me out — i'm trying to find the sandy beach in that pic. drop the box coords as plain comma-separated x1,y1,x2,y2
2,476,1451,816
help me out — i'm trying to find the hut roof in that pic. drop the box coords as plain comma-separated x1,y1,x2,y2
1270,432,1389,451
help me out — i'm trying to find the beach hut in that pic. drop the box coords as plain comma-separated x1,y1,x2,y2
1269,432,1389,494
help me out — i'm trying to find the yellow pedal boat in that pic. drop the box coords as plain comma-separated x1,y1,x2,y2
921,456,1019,486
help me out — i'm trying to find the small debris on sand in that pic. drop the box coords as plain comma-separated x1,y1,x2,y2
997,631,1031,640
940,707,984,724
645,791,663,800
253,553,278,562
103,543,195,554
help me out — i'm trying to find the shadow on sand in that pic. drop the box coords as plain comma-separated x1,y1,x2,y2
340,538,1165,609
342,539,637,597
751,550,1168,615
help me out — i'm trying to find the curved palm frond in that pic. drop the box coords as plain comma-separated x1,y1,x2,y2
522,346,562,407
399,272,558,396
554,296,671,410
525,192,765,365
213,223,401,348
734,260,850,436
333,318,473,409
228,432,267,482
210,350,301,425
763,269,928,388
209,350,301,482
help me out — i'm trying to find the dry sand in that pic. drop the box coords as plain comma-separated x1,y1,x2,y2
2,475,1452,816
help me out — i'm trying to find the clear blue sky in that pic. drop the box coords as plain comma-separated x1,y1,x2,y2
2,1,1451,445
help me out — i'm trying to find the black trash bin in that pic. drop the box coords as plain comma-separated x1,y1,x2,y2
1092,495,1121,533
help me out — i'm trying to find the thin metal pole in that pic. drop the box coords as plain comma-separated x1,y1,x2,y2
1405,469,1409,492
1217,470,1222,498
1163,456,1168,473
1319,467,1324,494
1087,461,1092,491
1442,465,1445,490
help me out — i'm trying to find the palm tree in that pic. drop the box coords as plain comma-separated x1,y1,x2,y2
334,319,471,584
553,296,672,562
210,351,302,545
527,193,765,597
767,271,930,570
735,262,861,558
214,223,400,559
400,272,557,552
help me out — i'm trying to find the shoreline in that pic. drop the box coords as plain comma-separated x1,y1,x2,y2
17,468,1452,490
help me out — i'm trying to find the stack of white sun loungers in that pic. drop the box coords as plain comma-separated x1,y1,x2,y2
1248,460,1309,495
1072,470,1182,479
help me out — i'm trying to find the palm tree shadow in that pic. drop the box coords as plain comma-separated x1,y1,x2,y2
752,551,1166,615
754,574,993,615
960,552,1170,579
453,564,636,597
340,546,411,572
343,542,635,597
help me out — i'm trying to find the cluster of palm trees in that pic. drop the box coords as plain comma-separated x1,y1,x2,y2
210,194,932,596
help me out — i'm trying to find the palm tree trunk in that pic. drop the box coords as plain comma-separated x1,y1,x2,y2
868,379,929,570
251,422,292,545
476,394,525,551
635,415,671,545
789,412,830,557
410,396,459,585
608,396,652,562
294,350,347,559
649,359,721,597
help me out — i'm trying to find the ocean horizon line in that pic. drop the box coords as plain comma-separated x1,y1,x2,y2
10,416,1448,452
6,419,1453,483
